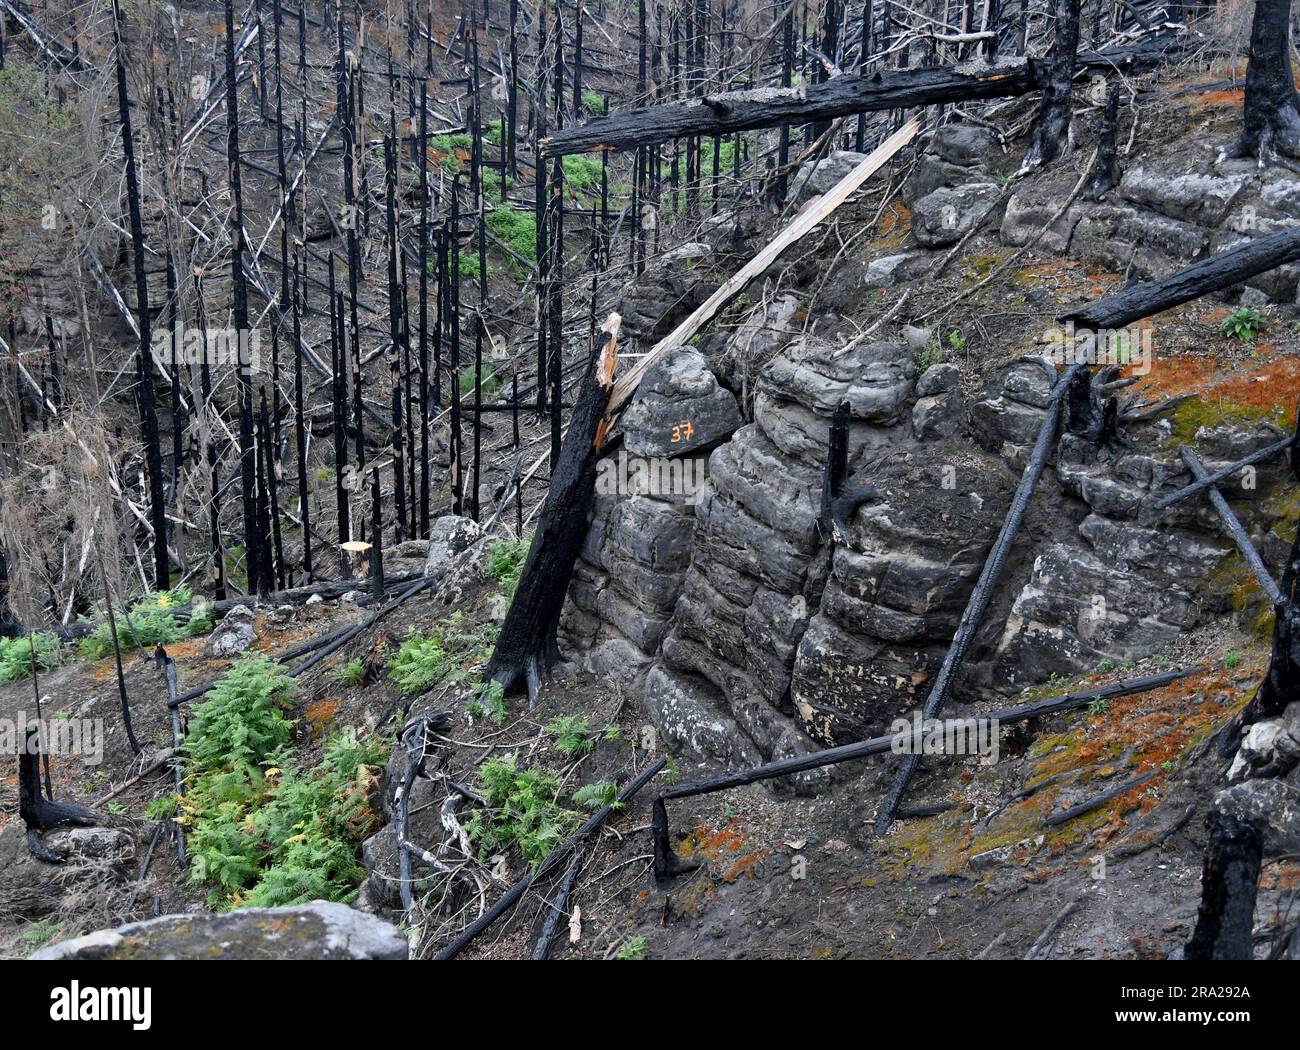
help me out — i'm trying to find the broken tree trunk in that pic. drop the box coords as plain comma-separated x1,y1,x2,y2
1184,811,1264,960
1022,0,1081,170
1062,224,1300,331
19,728,100,863
485,317,620,700
1227,0,1300,160
540,40,1184,157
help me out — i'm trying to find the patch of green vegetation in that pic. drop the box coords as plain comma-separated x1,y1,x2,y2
78,585,214,660
616,936,648,960
388,613,497,698
485,118,505,145
458,359,503,398
337,658,366,688
429,132,473,172
947,328,967,352
1220,306,1267,342
485,203,536,263
488,535,530,595
18,917,74,957
1096,658,1116,673
464,753,583,868
546,715,594,759
146,792,179,822
562,153,605,197
1170,397,1288,445
581,90,605,116
182,655,389,909
0,632,63,684
467,678,509,725
1224,651,1241,670
915,332,945,373
572,778,620,810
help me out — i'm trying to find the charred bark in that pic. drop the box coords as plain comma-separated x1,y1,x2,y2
1063,225,1300,331
1023,0,1081,170
1184,811,1263,960
818,401,877,543
112,0,169,589
19,728,99,862
1226,0,1300,160
541,39,1184,157
485,320,619,700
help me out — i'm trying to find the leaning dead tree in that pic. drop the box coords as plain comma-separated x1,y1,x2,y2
485,317,620,700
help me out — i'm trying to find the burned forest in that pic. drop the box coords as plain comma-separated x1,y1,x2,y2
0,0,1299,992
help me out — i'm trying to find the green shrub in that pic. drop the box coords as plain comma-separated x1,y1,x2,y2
78,585,213,660
0,632,63,684
467,679,509,725
616,936,647,960
337,658,366,688
1221,307,1266,342
572,779,619,810
389,614,497,698
463,753,582,868
546,715,594,759
488,536,530,595
183,656,388,909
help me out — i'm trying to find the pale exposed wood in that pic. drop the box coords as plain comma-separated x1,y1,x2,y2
605,118,921,415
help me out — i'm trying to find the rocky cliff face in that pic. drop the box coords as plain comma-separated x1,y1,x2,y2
562,289,1293,791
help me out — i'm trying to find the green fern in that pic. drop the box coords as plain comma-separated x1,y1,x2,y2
546,715,594,759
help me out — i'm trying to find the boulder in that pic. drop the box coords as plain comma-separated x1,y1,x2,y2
932,123,1000,167
1117,164,1250,226
793,150,868,203
912,183,1001,247
1212,779,1300,853
617,241,714,345
0,823,134,921
205,605,256,658
621,348,743,458
30,901,409,960
423,515,482,578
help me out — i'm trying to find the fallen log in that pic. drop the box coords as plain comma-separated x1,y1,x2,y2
1154,435,1294,510
541,40,1185,157
650,666,1194,884
1180,447,1281,605
1061,224,1300,331
1043,769,1155,827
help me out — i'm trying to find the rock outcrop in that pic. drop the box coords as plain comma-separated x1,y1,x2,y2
29,901,408,960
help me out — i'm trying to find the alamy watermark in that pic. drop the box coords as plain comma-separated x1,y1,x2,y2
1,713,104,765
889,712,1000,765
151,325,262,371
1042,321,1154,376
596,450,708,505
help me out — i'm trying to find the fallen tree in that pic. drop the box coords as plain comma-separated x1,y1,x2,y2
541,37,1188,157
1061,224,1300,330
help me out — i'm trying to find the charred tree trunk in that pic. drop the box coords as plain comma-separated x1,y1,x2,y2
112,0,169,590
19,728,99,862
1184,811,1264,960
1228,0,1300,160
1085,81,1121,199
541,39,1177,157
1023,0,1081,170
225,0,261,594
485,320,619,700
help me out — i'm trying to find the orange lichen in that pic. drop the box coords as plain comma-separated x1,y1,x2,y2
1126,350,1300,425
